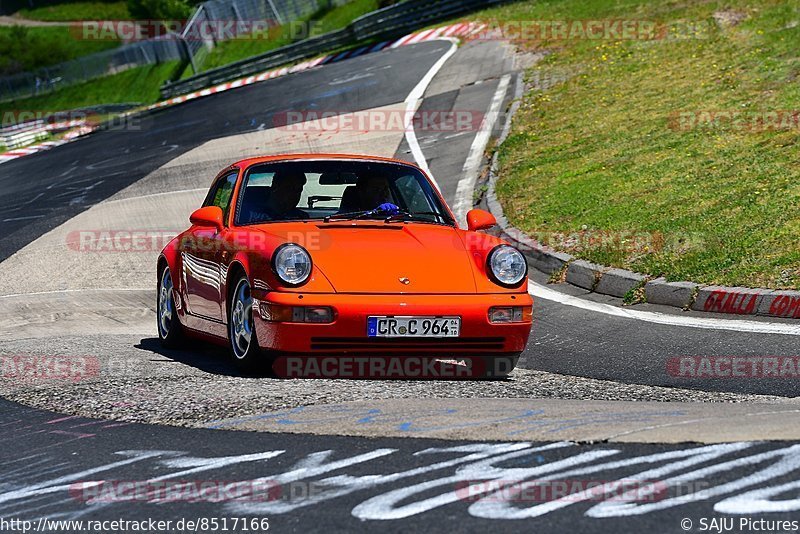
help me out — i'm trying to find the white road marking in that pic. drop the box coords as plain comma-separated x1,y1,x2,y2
0,288,151,299
3,215,45,222
149,451,286,482
403,38,459,191
528,280,800,336
0,450,172,505
101,187,207,205
452,74,511,227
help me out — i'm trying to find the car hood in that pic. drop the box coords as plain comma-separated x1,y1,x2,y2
259,222,477,294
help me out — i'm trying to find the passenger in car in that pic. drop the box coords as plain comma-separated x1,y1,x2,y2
243,170,309,222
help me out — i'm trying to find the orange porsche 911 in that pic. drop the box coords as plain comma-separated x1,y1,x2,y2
156,154,532,378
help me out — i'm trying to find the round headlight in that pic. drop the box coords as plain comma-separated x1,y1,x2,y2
487,245,527,287
272,243,312,286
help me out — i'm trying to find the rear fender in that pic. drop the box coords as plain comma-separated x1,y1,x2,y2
158,236,186,316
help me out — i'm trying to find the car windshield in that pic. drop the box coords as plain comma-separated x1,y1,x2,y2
235,160,455,226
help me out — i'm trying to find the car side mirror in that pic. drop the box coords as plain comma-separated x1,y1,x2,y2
466,209,497,232
190,206,224,231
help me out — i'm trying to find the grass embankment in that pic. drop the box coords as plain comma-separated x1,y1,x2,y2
16,1,132,21
6,61,182,111
3,0,384,111
0,25,119,75
472,0,799,289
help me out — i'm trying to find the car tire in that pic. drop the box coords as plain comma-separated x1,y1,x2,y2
157,265,184,348
228,273,265,372
478,354,520,379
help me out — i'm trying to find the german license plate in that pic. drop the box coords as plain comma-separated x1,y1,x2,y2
367,316,461,338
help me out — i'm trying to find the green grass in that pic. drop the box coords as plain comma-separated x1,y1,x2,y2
471,0,800,289
0,25,120,75
199,0,382,72
4,61,183,111
314,0,382,34
17,1,132,21
2,0,388,110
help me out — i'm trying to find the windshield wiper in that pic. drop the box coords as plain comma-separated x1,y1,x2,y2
323,204,450,224
323,209,380,223
383,210,448,224
323,203,401,223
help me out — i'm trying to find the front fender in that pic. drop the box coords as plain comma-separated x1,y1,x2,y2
458,229,529,294
223,248,336,321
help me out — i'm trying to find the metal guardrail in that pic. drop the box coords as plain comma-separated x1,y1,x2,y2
351,0,495,41
162,28,351,95
0,38,186,103
0,122,49,149
0,0,339,103
160,0,507,99
177,0,334,74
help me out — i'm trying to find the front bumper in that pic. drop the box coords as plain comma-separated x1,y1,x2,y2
251,292,533,354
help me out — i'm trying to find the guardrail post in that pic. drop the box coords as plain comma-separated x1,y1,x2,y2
173,32,199,75
267,0,284,25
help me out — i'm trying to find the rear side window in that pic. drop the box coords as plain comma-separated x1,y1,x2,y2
203,171,238,222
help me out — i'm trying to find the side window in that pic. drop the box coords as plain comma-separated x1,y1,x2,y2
203,172,238,222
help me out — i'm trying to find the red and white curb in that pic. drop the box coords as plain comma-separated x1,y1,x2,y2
0,22,485,166
0,125,96,164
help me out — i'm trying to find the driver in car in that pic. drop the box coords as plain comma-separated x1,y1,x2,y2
357,175,392,208
356,175,393,210
355,175,400,216
333,174,401,217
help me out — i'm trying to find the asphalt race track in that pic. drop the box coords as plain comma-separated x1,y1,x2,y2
2,37,800,532
0,41,455,262
3,398,800,533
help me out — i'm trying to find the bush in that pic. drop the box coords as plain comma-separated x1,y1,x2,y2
126,0,192,20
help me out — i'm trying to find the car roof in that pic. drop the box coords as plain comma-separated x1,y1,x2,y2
230,153,424,171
